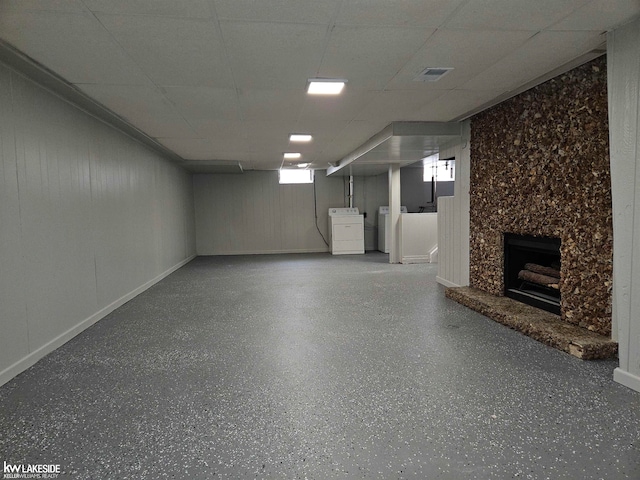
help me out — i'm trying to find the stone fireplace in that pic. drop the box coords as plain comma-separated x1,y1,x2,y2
463,56,614,339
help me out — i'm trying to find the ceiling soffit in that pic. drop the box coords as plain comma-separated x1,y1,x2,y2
327,122,461,177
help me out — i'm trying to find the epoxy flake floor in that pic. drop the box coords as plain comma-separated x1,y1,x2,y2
0,253,638,479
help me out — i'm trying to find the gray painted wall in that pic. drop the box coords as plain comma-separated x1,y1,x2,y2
193,169,447,255
608,17,640,393
401,167,454,213
194,171,344,255
353,174,388,250
0,62,196,386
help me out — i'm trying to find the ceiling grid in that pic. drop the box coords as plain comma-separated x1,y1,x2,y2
0,0,637,173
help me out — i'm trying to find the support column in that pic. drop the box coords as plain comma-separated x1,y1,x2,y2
388,163,401,264
608,18,640,393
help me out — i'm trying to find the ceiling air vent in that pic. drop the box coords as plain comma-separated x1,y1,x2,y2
414,67,453,82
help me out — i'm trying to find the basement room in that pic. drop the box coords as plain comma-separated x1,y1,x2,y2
1,2,639,479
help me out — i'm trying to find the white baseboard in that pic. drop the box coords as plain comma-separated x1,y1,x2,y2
401,255,431,264
436,276,461,288
198,248,329,255
614,367,640,393
0,255,196,388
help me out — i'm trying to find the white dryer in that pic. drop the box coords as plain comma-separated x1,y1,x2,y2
378,205,407,253
328,208,364,255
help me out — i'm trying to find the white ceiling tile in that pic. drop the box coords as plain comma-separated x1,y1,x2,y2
79,84,199,138
243,158,282,171
445,0,592,31
549,0,640,31
318,121,389,160
0,11,150,85
3,1,636,171
0,0,88,13
213,0,340,24
290,120,351,146
412,89,505,121
220,21,327,89
157,139,282,165
143,117,200,139
79,84,177,119
461,30,606,92
287,118,353,150
242,121,297,152
386,29,535,91
189,119,247,143
335,0,467,27
238,89,306,122
157,138,221,160
318,25,435,89
96,14,233,88
354,90,448,122
298,88,378,123
83,0,212,18
232,153,282,169
163,87,240,121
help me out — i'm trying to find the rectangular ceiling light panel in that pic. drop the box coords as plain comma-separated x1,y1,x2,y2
290,134,313,142
307,79,347,95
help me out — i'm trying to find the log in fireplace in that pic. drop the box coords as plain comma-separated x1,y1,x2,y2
504,233,561,315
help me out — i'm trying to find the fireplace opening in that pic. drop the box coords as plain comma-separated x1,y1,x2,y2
504,234,561,315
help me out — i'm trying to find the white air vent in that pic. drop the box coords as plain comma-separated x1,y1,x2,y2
414,67,453,82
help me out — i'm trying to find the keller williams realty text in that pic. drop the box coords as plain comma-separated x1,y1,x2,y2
3,462,60,479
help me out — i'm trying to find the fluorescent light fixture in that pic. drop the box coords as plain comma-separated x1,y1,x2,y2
297,163,310,168
289,134,312,142
307,79,347,95
283,152,301,159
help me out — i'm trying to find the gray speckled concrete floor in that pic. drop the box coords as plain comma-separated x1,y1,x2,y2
1,253,638,480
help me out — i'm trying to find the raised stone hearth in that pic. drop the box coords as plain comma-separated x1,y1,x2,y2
446,286,617,360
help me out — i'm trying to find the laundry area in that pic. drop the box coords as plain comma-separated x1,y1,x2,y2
324,124,457,264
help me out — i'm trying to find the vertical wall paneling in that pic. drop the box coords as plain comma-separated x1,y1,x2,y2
0,62,196,387
353,174,388,251
399,213,438,264
0,64,30,372
436,120,471,287
316,172,344,248
608,17,640,393
194,171,344,255
437,196,455,285
12,73,98,349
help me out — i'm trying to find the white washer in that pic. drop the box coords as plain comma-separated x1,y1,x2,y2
378,206,407,253
328,208,364,255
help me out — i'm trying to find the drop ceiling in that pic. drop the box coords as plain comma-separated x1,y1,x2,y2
0,0,638,174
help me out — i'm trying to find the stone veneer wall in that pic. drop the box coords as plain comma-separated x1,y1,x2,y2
469,57,613,336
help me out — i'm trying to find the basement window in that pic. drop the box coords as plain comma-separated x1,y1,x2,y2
279,168,314,184
423,155,455,182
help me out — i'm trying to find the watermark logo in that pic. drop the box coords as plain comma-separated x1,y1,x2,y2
3,461,61,479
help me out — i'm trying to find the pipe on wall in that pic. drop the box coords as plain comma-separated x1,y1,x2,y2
349,175,354,208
